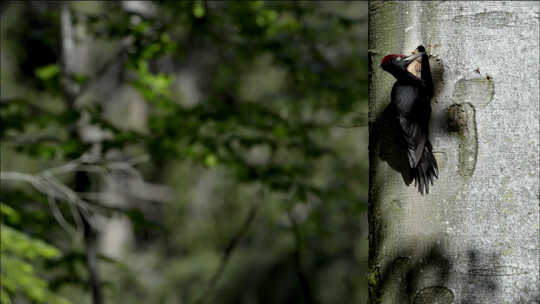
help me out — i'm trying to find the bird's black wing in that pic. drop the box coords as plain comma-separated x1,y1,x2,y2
392,83,428,169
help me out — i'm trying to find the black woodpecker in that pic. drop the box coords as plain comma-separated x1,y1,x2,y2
380,45,438,194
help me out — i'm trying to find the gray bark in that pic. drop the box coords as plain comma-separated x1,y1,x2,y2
61,4,104,304
368,1,539,303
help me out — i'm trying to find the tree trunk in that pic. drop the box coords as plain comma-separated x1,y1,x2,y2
368,1,539,303
61,3,104,304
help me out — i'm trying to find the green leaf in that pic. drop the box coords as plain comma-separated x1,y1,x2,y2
273,126,288,137
35,64,60,81
1,225,70,304
1,225,61,259
0,288,11,304
204,154,218,167
0,203,20,224
73,74,89,85
193,1,205,18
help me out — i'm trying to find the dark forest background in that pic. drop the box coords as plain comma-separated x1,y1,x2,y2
0,1,368,303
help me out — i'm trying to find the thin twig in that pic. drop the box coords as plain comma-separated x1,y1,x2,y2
194,203,260,304
0,170,94,231
288,211,316,304
0,153,156,225
2,135,63,145
47,195,77,235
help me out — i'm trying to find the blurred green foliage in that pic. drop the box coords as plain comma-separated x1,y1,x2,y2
1,1,368,303
1,204,70,304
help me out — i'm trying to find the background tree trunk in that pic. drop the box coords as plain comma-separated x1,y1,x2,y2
368,1,539,303
61,3,103,304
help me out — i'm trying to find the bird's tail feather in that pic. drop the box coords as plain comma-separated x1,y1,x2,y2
411,141,438,195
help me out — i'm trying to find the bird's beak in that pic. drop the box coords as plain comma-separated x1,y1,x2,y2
403,52,424,66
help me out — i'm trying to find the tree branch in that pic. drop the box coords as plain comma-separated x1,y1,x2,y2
288,211,316,304
194,203,259,304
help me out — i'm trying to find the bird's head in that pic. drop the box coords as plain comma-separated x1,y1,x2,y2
381,46,425,79
381,53,423,76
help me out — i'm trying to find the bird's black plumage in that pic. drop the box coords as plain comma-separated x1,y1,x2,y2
381,45,438,194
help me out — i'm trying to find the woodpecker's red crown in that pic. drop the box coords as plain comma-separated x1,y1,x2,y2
381,54,405,65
